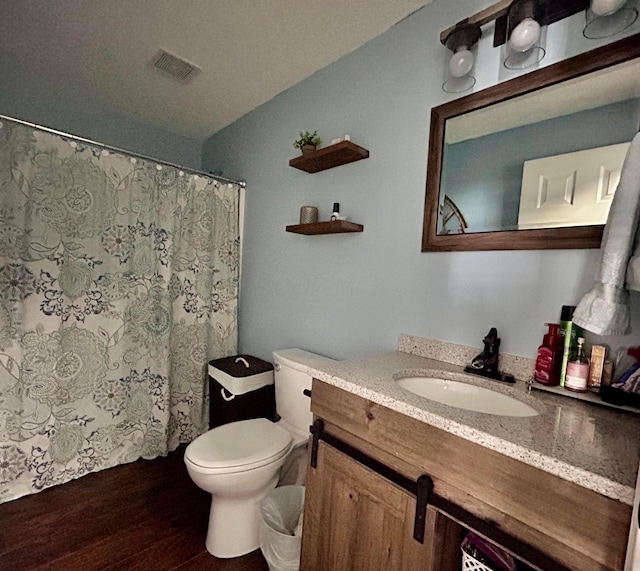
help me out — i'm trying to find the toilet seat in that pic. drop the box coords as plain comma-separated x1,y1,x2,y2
185,418,292,473
277,418,310,448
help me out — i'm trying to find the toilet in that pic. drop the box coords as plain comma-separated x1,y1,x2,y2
184,348,335,559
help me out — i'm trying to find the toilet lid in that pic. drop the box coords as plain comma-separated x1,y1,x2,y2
186,418,292,469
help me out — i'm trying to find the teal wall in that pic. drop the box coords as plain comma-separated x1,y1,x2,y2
202,0,640,362
0,67,202,169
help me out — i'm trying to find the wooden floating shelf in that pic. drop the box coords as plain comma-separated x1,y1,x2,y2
286,220,364,235
289,140,369,173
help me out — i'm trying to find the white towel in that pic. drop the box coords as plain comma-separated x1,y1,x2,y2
573,132,640,336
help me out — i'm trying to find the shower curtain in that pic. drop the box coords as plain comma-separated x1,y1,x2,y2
0,118,240,503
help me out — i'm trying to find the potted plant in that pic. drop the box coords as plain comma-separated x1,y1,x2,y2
293,131,322,156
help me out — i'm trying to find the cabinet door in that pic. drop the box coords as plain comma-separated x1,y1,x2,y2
300,440,461,571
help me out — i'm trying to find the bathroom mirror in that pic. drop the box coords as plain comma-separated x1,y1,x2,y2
422,34,640,252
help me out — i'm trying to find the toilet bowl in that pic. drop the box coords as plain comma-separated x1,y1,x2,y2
184,418,296,558
184,348,335,559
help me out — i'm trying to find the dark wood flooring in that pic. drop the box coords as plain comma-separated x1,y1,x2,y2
0,446,269,571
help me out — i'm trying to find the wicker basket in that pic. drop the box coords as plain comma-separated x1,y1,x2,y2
462,550,493,571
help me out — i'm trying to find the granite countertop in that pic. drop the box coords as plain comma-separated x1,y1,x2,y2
307,349,640,505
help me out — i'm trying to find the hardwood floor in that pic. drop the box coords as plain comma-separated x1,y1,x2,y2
0,447,269,571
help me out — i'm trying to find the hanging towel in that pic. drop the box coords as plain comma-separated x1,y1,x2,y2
573,132,640,336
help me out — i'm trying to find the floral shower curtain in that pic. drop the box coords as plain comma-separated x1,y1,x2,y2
0,118,240,503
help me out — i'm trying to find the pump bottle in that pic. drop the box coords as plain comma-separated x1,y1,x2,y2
565,337,590,392
534,323,563,386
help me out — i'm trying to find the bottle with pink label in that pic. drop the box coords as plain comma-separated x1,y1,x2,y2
565,337,590,392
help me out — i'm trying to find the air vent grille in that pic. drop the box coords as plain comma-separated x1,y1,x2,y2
152,50,201,83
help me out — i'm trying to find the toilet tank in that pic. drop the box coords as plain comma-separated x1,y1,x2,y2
272,349,336,433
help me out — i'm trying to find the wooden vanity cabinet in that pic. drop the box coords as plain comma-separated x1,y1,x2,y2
300,380,632,571
303,439,462,570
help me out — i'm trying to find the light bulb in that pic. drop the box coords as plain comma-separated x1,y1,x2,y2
508,17,541,52
448,46,474,78
591,0,626,16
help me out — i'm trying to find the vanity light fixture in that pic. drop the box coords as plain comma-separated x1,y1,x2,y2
442,24,482,93
583,0,638,38
438,0,599,93
504,0,546,69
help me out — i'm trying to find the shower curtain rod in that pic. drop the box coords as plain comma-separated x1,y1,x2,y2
0,114,246,188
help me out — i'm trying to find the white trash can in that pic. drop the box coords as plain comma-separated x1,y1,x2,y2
259,486,305,571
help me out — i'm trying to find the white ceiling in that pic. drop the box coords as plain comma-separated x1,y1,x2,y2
0,0,432,140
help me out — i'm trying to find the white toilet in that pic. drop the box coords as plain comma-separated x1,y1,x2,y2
184,348,334,559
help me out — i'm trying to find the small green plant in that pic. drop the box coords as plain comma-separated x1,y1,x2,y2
293,130,322,150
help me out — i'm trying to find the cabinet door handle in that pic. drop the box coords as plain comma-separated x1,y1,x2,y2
310,419,324,468
413,474,434,544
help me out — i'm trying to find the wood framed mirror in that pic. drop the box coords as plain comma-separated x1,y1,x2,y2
422,34,640,252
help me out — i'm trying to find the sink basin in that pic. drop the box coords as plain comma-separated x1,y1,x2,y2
396,377,539,417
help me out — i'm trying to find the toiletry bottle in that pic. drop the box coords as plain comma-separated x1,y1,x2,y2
602,360,614,389
559,305,584,387
533,323,563,386
588,345,606,391
565,337,590,392
331,203,340,221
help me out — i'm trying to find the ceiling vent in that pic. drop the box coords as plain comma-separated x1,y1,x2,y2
152,49,201,83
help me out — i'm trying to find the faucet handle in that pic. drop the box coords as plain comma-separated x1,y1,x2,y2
483,327,500,351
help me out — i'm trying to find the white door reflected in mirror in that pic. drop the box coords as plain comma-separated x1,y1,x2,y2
517,142,628,229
